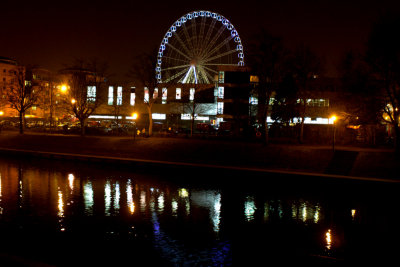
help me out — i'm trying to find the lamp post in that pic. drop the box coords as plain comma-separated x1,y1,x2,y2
330,115,337,152
50,83,68,132
132,112,138,140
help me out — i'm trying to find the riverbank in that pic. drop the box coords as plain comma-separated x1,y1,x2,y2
0,131,398,182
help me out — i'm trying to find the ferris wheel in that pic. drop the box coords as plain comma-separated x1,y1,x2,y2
156,10,245,84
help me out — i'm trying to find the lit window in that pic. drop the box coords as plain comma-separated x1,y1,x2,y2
217,102,224,114
153,88,158,99
152,113,166,120
117,86,123,105
176,88,181,100
87,86,96,103
162,88,167,104
218,71,224,83
190,88,195,101
108,86,114,105
249,96,258,104
218,87,224,99
144,87,149,102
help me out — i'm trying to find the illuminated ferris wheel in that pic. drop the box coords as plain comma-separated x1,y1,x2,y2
156,10,245,84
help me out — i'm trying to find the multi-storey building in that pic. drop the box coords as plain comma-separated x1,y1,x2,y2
0,56,20,117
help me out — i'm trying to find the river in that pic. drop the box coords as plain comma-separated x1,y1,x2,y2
0,155,398,266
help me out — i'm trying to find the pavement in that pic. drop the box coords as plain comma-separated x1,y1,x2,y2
0,130,399,183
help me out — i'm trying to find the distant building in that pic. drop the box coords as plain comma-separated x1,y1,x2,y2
0,56,20,117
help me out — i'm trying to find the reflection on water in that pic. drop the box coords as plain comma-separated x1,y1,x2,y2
0,157,399,265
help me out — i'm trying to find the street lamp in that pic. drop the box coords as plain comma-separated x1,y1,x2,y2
131,112,138,139
330,115,337,152
60,84,68,93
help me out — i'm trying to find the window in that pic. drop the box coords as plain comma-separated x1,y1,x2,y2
176,88,181,100
153,88,158,99
162,88,167,104
152,113,166,120
108,86,114,105
218,87,224,99
190,88,195,101
144,87,149,102
130,87,136,106
87,86,96,103
218,71,224,83
117,86,123,105
217,102,224,114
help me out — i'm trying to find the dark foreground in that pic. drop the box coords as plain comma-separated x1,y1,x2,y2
0,154,399,266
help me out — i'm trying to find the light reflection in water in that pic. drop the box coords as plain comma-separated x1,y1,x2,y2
326,229,332,250
127,179,135,214
68,174,74,191
351,209,356,220
290,201,321,224
84,181,94,215
244,196,256,221
171,199,178,216
114,182,120,212
140,190,146,212
212,193,221,233
190,190,221,233
158,193,164,213
1,160,387,266
105,181,111,215
58,189,65,232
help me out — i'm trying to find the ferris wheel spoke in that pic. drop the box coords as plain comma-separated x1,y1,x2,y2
164,66,191,83
181,23,195,54
166,43,192,61
190,18,198,54
200,24,226,59
201,18,216,55
161,64,190,72
198,16,206,50
172,32,194,59
197,65,213,83
162,56,189,64
201,65,219,75
203,35,234,61
203,49,238,64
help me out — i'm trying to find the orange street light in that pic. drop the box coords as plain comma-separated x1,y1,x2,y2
60,84,68,93
132,112,138,120
330,115,337,123
71,99,76,104
0,111,4,116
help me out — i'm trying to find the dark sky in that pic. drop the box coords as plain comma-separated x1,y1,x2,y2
1,0,398,81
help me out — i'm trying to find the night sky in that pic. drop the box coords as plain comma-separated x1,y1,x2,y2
1,0,398,81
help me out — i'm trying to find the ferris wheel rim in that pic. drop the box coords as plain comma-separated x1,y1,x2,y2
156,10,245,84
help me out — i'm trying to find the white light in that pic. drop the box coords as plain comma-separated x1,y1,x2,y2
152,113,166,120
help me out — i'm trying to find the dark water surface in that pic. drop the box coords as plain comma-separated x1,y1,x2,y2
0,155,399,266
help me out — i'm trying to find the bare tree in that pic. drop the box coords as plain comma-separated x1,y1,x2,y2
180,84,214,136
129,51,164,136
289,44,323,143
366,13,400,152
247,29,286,144
5,66,42,134
60,59,108,136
